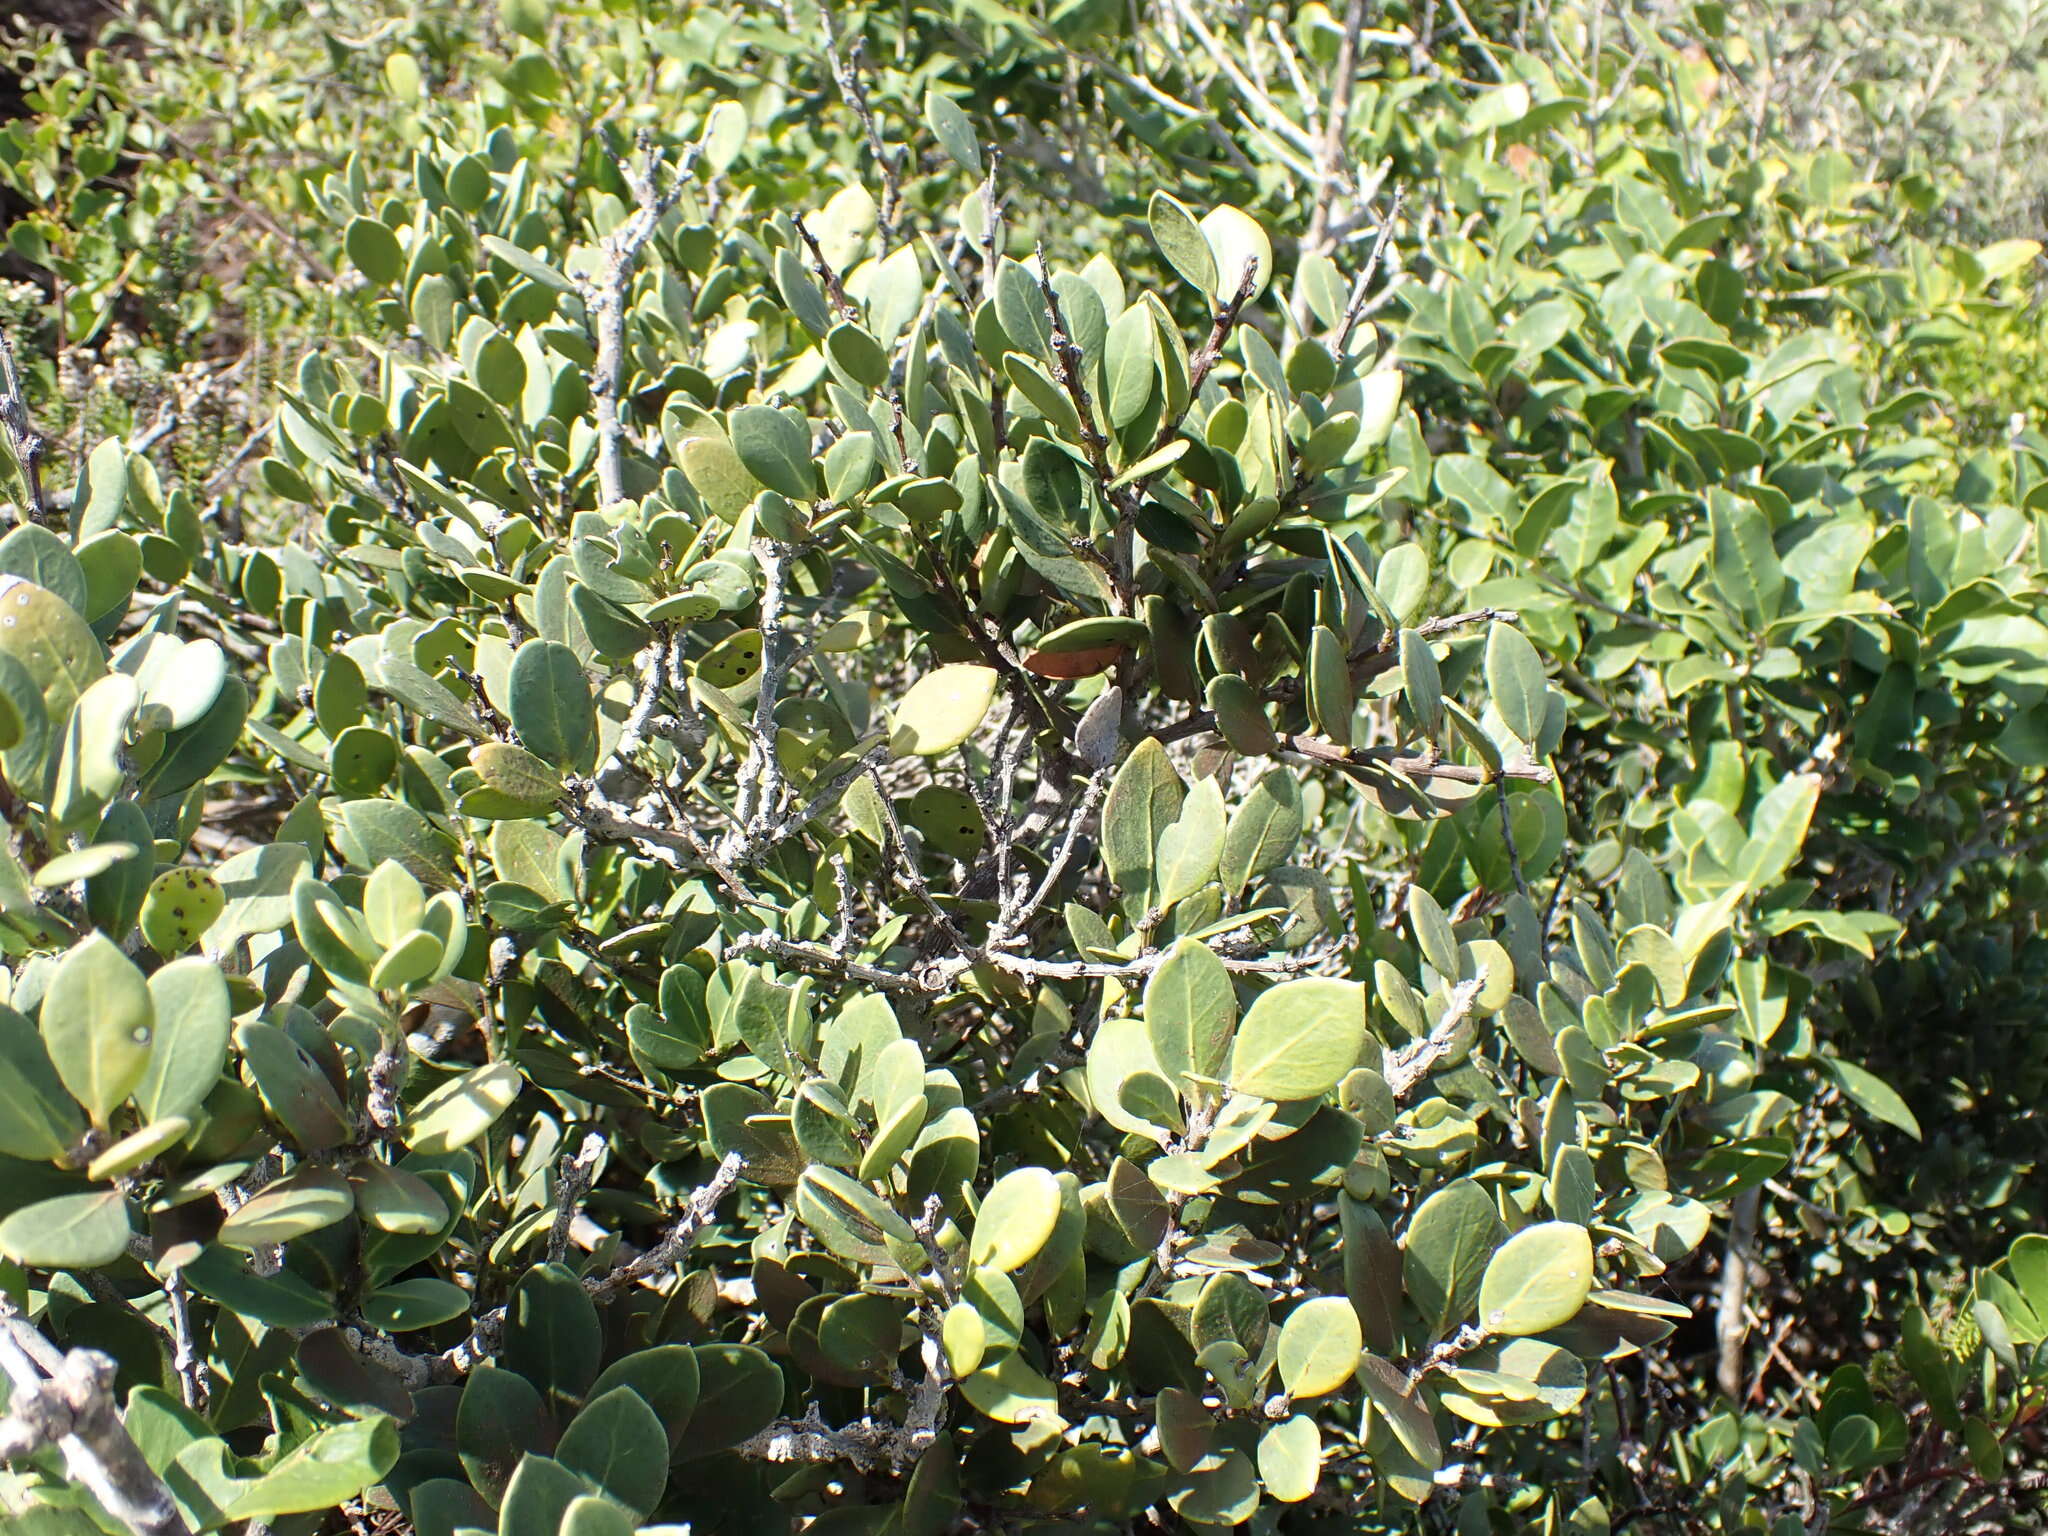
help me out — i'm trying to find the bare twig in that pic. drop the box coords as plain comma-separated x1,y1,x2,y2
1181,261,1264,421
1440,0,1507,80
734,926,1313,996
1034,244,1111,479
1386,972,1485,1098
736,1404,929,1472
366,1037,405,1135
1306,0,1371,254
1715,1186,1760,1402
1332,190,1406,361
791,212,862,323
0,1316,193,1536
730,540,796,846
811,0,904,240
164,1272,207,1415
589,132,686,507
0,331,51,528
547,1130,609,1266
587,1150,744,1298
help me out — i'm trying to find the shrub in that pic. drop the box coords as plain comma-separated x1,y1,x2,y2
0,3,2043,1534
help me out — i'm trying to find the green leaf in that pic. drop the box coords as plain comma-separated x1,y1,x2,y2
0,1190,130,1269
1219,768,1302,898
1153,776,1224,908
1205,672,1277,755
0,1002,84,1159
1407,886,1459,980
681,435,762,520
73,436,130,540
41,932,155,1126
50,671,137,829
1276,1297,1361,1398
225,1419,399,1520
1227,978,1366,1101
218,1167,355,1248
1826,1057,1922,1140
140,867,226,956
556,1387,669,1518
797,1165,918,1267
290,877,373,989
1398,628,1442,741
1170,1448,1259,1525
506,1262,603,1402
363,1278,471,1332
1402,1178,1504,1335
1149,192,1218,296
559,1496,635,1536
1357,1353,1443,1470
329,799,457,887
1736,773,1821,893
239,1019,351,1151
1484,622,1547,747
890,664,999,756
683,1343,785,1455
458,1365,548,1502
135,957,230,1121
1144,937,1237,1098
1707,487,1784,628
588,1344,701,1446
1199,204,1272,304
1436,453,1513,530
209,843,307,948
1256,1414,1321,1504
182,1245,334,1328
1102,737,1185,907
498,1456,596,1536
728,404,816,500
1104,303,1158,429
0,523,87,616
508,639,597,775
1899,1308,1960,1434
924,89,982,175
468,741,564,809
345,216,404,286
354,1162,450,1235
969,1167,1062,1272
0,576,105,789
137,675,247,800
74,530,141,622
825,321,890,389
406,1062,524,1155
480,234,578,294
1477,1221,1595,1336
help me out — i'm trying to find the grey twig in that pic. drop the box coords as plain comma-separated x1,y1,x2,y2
0,331,50,528
588,132,688,507
1407,1322,1488,1388
728,930,927,994
366,1037,405,1135
735,1405,918,1472
731,540,795,846
1306,0,1370,254
1332,189,1406,360
164,1272,207,1415
1386,972,1486,1099
0,1316,193,1536
811,0,904,240
1716,1187,1761,1402
587,1150,744,1299
547,1130,609,1266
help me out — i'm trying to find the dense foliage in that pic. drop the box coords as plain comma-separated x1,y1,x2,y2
0,2,2044,1533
